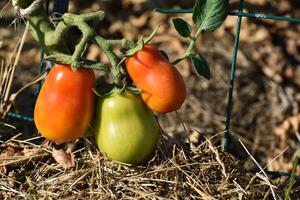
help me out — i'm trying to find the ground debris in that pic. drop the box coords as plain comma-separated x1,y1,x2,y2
0,133,294,199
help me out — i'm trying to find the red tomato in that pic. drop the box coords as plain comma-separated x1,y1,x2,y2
125,44,187,113
34,64,96,143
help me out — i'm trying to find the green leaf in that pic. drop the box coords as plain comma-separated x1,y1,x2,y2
190,54,211,80
193,0,229,32
172,18,192,38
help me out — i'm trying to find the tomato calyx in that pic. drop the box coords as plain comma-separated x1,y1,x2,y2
94,80,141,98
123,26,159,58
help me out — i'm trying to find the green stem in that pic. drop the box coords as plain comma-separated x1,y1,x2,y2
94,36,121,86
106,39,135,49
172,27,202,65
62,12,122,85
71,34,90,67
16,2,128,85
26,5,69,55
284,154,299,200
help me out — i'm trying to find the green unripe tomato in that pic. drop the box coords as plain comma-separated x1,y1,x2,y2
94,90,160,165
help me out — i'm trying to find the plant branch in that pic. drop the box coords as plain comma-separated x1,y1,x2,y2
15,3,132,85
172,27,202,65
28,6,69,55
62,12,123,85
94,36,121,85
106,39,135,49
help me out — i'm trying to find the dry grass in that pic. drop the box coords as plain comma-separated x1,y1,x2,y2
0,132,297,200
0,22,29,120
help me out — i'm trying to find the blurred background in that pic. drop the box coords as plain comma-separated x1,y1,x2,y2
1,0,300,174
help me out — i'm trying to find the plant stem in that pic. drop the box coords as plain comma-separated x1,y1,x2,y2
27,6,69,55
62,12,123,85
284,153,299,200
172,27,202,65
16,3,132,85
106,39,135,49
94,36,121,86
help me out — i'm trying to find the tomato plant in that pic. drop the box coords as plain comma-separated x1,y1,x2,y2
94,90,160,165
13,0,228,166
34,64,96,143
125,44,187,113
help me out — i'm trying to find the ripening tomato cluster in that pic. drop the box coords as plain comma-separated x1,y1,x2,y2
34,45,186,165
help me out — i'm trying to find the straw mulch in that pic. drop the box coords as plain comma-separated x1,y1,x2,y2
0,130,296,200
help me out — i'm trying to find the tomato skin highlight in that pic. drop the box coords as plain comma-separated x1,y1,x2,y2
94,91,160,165
125,44,187,113
34,64,96,143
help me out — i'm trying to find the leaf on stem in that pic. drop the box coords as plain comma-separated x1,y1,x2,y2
193,0,229,32
172,18,192,38
190,54,211,80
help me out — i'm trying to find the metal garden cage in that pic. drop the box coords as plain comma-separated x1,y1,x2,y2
5,0,300,182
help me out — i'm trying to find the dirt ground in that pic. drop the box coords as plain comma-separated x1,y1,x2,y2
1,0,300,199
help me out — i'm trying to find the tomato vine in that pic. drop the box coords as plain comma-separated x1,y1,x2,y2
13,0,229,85
11,0,230,162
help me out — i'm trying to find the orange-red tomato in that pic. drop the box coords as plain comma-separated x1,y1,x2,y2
34,64,96,143
125,44,187,113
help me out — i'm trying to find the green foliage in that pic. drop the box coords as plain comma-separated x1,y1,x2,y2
190,54,211,80
193,0,229,31
172,18,192,38
171,0,229,66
